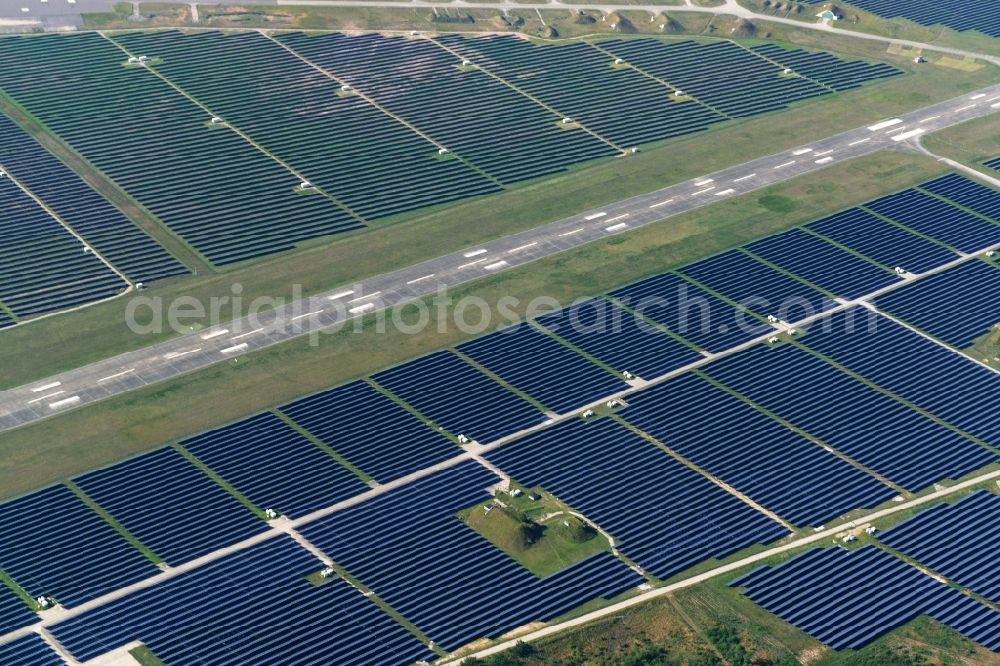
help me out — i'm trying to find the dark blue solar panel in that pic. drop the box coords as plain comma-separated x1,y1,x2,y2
486,418,788,579
372,350,547,444
744,229,899,299
609,271,773,352
0,585,35,636
280,380,458,483
180,412,369,519
806,207,958,274
802,307,1000,450
836,0,1000,38
874,260,1000,347
299,461,642,650
0,113,187,284
750,44,901,91
457,324,629,414
986,156,1000,173
0,485,158,608
49,536,436,665
534,298,701,379
701,341,995,492
74,448,269,566
732,544,1000,651
864,188,1000,253
622,371,895,526
879,490,1000,604
679,249,836,322
0,634,64,665
920,173,1000,222
0,177,126,319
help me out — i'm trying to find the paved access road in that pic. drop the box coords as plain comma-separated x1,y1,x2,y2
0,85,998,432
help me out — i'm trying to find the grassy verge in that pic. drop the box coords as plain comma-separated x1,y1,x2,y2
129,645,167,666
0,151,948,499
921,113,1000,171
0,39,992,389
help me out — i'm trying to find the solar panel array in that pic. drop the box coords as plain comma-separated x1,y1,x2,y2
751,44,901,91
731,545,1000,650
596,40,831,117
0,634,65,666
0,485,158,608
986,155,1000,173
73,448,269,566
372,350,547,444
701,340,996,492
280,380,458,483
622,371,896,526
434,34,726,147
806,207,959,274
874,259,1000,347
0,176,126,320
487,418,789,579
299,460,642,650
0,33,360,266
920,172,1000,223
0,586,35,636
835,0,1000,38
744,228,900,299
878,490,1000,604
865,186,1000,253
610,271,774,352
679,249,836,321
0,114,187,284
534,298,702,379
457,324,630,414
110,30,499,221
180,412,370,519
276,32,618,184
803,307,1000,449
49,535,437,665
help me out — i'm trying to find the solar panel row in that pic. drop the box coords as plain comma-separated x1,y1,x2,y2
456,323,630,414
534,298,702,379
0,177,126,319
878,489,1000,604
0,114,187,285
299,460,642,650
0,33,360,266
622,371,897,526
434,34,727,148
874,259,1000,347
702,340,996,492
372,350,548,444
744,228,900,300
864,187,1000,253
73,448,269,566
920,172,1000,223
0,485,159,608
0,634,65,665
803,307,1000,449
49,535,436,665
805,207,959,275
279,380,459,483
486,418,789,579
833,0,1000,38
276,32,619,184
732,544,1000,650
610,271,775,352
986,155,1000,173
751,44,902,91
109,30,500,221
180,411,371,519
0,585,36,636
597,39,831,118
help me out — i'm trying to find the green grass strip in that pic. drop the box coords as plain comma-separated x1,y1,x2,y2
66,480,163,564
272,409,375,485
172,443,268,520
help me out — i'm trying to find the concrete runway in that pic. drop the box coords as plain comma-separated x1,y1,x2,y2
0,84,997,433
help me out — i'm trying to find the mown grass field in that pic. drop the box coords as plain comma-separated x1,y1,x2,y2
0,151,949,499
0,30,994,389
